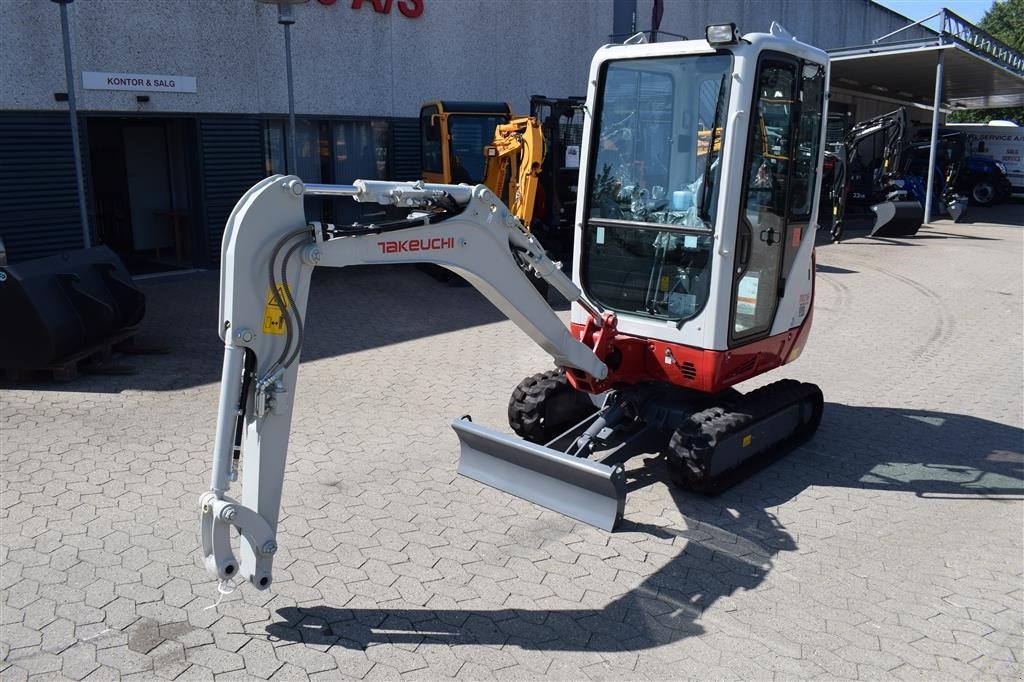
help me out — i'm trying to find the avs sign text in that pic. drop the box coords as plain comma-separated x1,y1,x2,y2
82,71,197,93
316,0,423,18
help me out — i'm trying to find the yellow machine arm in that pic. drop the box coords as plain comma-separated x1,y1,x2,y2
482,117,545,230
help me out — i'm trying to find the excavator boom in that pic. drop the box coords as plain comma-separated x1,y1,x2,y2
201,175,614,589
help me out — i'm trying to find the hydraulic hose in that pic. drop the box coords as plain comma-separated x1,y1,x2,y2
265,228,313,378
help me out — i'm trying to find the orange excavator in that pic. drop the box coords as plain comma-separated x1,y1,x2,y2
420,101,545,230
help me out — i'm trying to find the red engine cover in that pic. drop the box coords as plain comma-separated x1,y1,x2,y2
566,266,815,395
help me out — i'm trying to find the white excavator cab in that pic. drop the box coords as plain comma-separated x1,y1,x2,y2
565,25,829,394
201,25,830,591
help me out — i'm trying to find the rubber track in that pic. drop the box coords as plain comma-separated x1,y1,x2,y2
508,369,591,444
667,379,824,493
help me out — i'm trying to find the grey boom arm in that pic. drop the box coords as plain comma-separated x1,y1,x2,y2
201,175,607,589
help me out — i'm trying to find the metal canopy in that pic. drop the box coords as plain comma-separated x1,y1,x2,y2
830,42,1024,110
827,10,1023,224
829,9,1024,111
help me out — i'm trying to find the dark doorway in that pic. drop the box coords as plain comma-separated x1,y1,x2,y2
87,117,198,274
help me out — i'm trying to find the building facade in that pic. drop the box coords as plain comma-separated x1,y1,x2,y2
0,0,931,271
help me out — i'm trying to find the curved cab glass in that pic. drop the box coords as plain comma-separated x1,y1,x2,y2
584,53,733,323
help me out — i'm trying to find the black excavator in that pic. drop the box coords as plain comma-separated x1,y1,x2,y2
828,108,921,242
828,107,966,243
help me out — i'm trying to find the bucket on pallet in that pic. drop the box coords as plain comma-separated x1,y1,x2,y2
0,246,145,370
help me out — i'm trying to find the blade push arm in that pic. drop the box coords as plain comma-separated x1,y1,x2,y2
201,175,607,589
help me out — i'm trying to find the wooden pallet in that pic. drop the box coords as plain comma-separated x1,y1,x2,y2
4,328,144,382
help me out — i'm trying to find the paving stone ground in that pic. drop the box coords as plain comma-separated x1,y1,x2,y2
2,206,1022,680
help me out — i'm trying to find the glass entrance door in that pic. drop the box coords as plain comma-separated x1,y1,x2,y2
87,117,197,274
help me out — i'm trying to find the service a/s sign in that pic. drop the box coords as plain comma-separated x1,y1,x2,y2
82,71,197,93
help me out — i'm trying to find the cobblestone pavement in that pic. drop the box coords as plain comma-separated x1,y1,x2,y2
2,209,1022,680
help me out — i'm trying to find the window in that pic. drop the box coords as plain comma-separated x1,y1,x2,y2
780,62,825,280
583,53,732,323
732,59,798,339
584,223,713,320
729,58,824,343
447,114,507,184
332,120,390,223
420,105,442,174
294,119,323,184
264,120,285,176
588,54,731,230
262,117,392,223
789,63,826,220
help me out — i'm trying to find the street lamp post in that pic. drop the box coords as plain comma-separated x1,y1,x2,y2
51,0,90,249
257,0,308,174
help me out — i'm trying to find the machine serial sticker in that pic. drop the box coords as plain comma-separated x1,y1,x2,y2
797,291,811,321
262,284,291,335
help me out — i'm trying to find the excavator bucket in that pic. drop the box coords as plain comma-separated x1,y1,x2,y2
452,417,626,531
945,194,968,222
869,200,923,237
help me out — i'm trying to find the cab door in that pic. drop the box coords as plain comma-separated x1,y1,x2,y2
729,55,824,344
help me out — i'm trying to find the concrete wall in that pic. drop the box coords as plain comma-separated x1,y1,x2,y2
0,0,615,118
0,0,932,118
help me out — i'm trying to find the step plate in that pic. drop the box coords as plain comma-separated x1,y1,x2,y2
452,418,626,531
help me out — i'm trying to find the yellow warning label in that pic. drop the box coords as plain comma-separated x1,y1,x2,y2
262,284,291,335
742,434,752,447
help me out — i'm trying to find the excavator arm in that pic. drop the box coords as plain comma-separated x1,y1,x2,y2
201,175,611,589
829,108,920,241
480,117,545,229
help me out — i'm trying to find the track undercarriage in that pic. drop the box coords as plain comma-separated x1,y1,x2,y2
457,369,823,530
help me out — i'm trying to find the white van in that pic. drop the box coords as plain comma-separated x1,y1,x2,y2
946,121,1023,194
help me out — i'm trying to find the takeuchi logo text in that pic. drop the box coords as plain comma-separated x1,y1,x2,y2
378,237,454,254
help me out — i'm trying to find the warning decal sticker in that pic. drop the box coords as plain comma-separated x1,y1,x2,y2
736,273,759,316
262,284,291,335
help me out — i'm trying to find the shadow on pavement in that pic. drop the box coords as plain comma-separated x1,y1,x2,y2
1,264,563,394
910,231,1001,240
815,264,858,274
264,403,1023,651
953,198,1024,227
814,198,1022,248
7,198,1016,395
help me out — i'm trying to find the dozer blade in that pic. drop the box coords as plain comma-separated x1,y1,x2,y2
870,200,923,237
452,417,626,531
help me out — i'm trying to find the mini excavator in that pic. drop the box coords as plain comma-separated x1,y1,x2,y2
202,24,829,590
827,107,967,243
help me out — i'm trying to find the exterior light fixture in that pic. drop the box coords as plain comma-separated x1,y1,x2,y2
706,23,739,46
